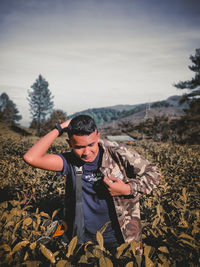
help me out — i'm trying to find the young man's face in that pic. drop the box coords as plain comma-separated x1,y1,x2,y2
69,131,100,162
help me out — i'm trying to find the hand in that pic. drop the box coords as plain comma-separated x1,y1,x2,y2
61,119,72,130
103,175,131,196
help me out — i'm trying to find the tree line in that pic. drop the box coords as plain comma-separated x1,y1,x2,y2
0,48,200,142
119,48,200,144
0,74,67,136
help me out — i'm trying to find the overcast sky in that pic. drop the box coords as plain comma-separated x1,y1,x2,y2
0,0,200,126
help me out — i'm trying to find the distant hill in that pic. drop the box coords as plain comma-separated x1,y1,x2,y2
0,122,33,137
68,95,188,126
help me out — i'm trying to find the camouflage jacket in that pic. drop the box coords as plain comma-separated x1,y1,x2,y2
98,139,161,243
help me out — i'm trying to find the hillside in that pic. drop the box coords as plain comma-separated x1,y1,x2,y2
0,122,33,138
68,95,188,126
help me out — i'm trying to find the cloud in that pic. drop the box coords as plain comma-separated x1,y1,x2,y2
0,0,200,126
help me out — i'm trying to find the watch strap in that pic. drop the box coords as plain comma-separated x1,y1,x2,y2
54,123,63,136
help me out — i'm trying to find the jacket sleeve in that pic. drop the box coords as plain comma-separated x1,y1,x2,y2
117,145,161,197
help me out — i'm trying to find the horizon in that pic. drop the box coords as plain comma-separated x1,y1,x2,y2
20,93,182,127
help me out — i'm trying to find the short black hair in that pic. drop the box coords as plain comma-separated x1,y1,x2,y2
67,115,97,137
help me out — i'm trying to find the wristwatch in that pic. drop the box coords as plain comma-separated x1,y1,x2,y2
54,123,63,136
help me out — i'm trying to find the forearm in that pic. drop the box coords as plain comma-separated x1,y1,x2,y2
128,164,161,197
119,147,161,197
23,120,70,170
23,128,60,163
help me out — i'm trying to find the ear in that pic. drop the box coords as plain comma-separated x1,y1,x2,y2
97,131,100,141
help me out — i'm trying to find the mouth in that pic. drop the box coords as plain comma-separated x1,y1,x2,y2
82,155,91,160
81,154,94,161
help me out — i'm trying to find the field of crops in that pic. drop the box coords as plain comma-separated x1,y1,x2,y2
0,125,199,266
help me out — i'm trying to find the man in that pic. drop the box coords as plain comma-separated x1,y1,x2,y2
23,115,161,254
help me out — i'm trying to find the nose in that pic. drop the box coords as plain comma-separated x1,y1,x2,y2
83,146,90,155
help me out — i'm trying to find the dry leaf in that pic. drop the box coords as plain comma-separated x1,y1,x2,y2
23,217,33,227
125,262,134,267
99,256,113,267
116,243,129,258
23,260,41,267
40,211,51,219
56,260,71,267
40,243,56,264
158,246,169,253
130,240,140,256
96,231,104,251
66,236,78,258
52,209,58,220
30,241,37,250
0,244,11,252
12,240,29,253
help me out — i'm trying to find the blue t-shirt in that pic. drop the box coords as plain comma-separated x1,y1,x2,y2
59,149,121,246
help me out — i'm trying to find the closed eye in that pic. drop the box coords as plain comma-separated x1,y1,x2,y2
74,145,85,149
88,142,95,147
74,142,95,149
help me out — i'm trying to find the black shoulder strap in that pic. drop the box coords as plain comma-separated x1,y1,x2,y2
74,166,83,202
73,166,85,243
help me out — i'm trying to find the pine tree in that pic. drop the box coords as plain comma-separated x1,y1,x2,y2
174,48,200,115
173,48,200,143
28,74,54,135
0,92,22,124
